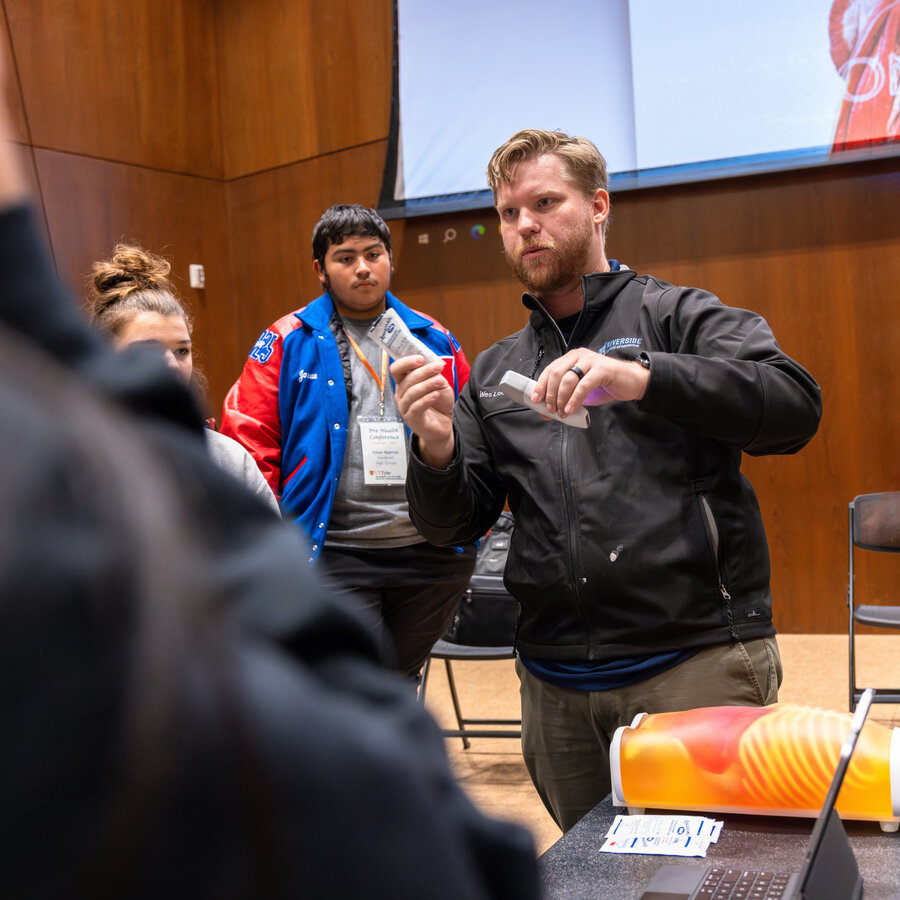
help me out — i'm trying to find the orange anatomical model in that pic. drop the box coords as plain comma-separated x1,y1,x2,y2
611,704,898,822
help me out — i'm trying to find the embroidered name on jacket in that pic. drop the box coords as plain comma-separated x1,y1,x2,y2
598,336,642,355
249,330,278,364
297,370,318,382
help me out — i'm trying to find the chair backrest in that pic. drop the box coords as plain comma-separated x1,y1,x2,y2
442,512,520,647
852,492,900,552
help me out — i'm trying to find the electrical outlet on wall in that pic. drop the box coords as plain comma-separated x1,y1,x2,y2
189,264,206,289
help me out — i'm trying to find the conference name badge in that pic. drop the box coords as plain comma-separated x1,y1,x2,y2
359,421,407,485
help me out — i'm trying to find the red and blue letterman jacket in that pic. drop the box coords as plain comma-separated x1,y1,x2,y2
221,291,469,563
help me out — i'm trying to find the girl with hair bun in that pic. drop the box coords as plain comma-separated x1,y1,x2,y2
88,244,279,513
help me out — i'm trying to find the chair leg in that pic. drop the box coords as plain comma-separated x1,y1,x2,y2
444,659,470,750
419,655,431,704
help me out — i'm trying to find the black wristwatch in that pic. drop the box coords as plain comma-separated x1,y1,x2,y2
635,351,651,370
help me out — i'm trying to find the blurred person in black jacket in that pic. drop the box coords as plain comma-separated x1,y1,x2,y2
0,51,539,899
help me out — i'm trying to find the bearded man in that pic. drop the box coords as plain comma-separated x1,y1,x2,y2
390,129,822,833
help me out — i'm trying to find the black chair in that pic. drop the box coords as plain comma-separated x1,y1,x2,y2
420,513,522,749
848,491,900,710
420,640,520,749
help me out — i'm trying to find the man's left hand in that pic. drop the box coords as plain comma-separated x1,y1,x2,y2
532,350,650,418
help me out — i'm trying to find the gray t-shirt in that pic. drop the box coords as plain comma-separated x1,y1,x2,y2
325,315,422,548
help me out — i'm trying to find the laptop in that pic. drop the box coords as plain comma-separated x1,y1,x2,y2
638,687,874,900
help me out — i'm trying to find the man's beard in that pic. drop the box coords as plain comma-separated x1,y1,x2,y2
506,216,594,295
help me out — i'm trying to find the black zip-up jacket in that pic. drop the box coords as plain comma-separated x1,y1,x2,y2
406,267,822,661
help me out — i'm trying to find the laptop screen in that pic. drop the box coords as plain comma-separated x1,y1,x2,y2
797,687,873,893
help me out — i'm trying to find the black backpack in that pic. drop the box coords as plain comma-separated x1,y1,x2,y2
442,511,520,647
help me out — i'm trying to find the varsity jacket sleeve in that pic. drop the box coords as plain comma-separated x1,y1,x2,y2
636,282,822,455
221,313,300,496
438,321,471,394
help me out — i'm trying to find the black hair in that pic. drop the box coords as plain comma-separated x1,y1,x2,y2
311,204,392,270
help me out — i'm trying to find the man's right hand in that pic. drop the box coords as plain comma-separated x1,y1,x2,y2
390,355,455,468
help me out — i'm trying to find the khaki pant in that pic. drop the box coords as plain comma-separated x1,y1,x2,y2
517,637,782,833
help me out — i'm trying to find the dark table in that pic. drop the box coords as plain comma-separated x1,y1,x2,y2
539,796,900,899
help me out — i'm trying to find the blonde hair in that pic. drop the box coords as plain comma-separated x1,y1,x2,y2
88,244,192,339
487,129,610,236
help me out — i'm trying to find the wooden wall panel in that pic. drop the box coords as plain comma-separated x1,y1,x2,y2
5,0,222,178
215,0,392,178
33,149,236,410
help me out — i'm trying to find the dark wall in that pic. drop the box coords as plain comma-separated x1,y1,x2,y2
4,0,897,632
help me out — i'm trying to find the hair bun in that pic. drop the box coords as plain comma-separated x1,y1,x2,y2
89,244,176,316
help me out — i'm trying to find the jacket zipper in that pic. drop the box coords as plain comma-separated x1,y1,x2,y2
560,421,586,606
699,494,737,639
532,305,588,618
553,320,587,614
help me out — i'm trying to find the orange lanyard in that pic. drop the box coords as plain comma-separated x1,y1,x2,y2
343,328,389,418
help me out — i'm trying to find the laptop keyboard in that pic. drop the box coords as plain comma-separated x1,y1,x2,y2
696,867,793,899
